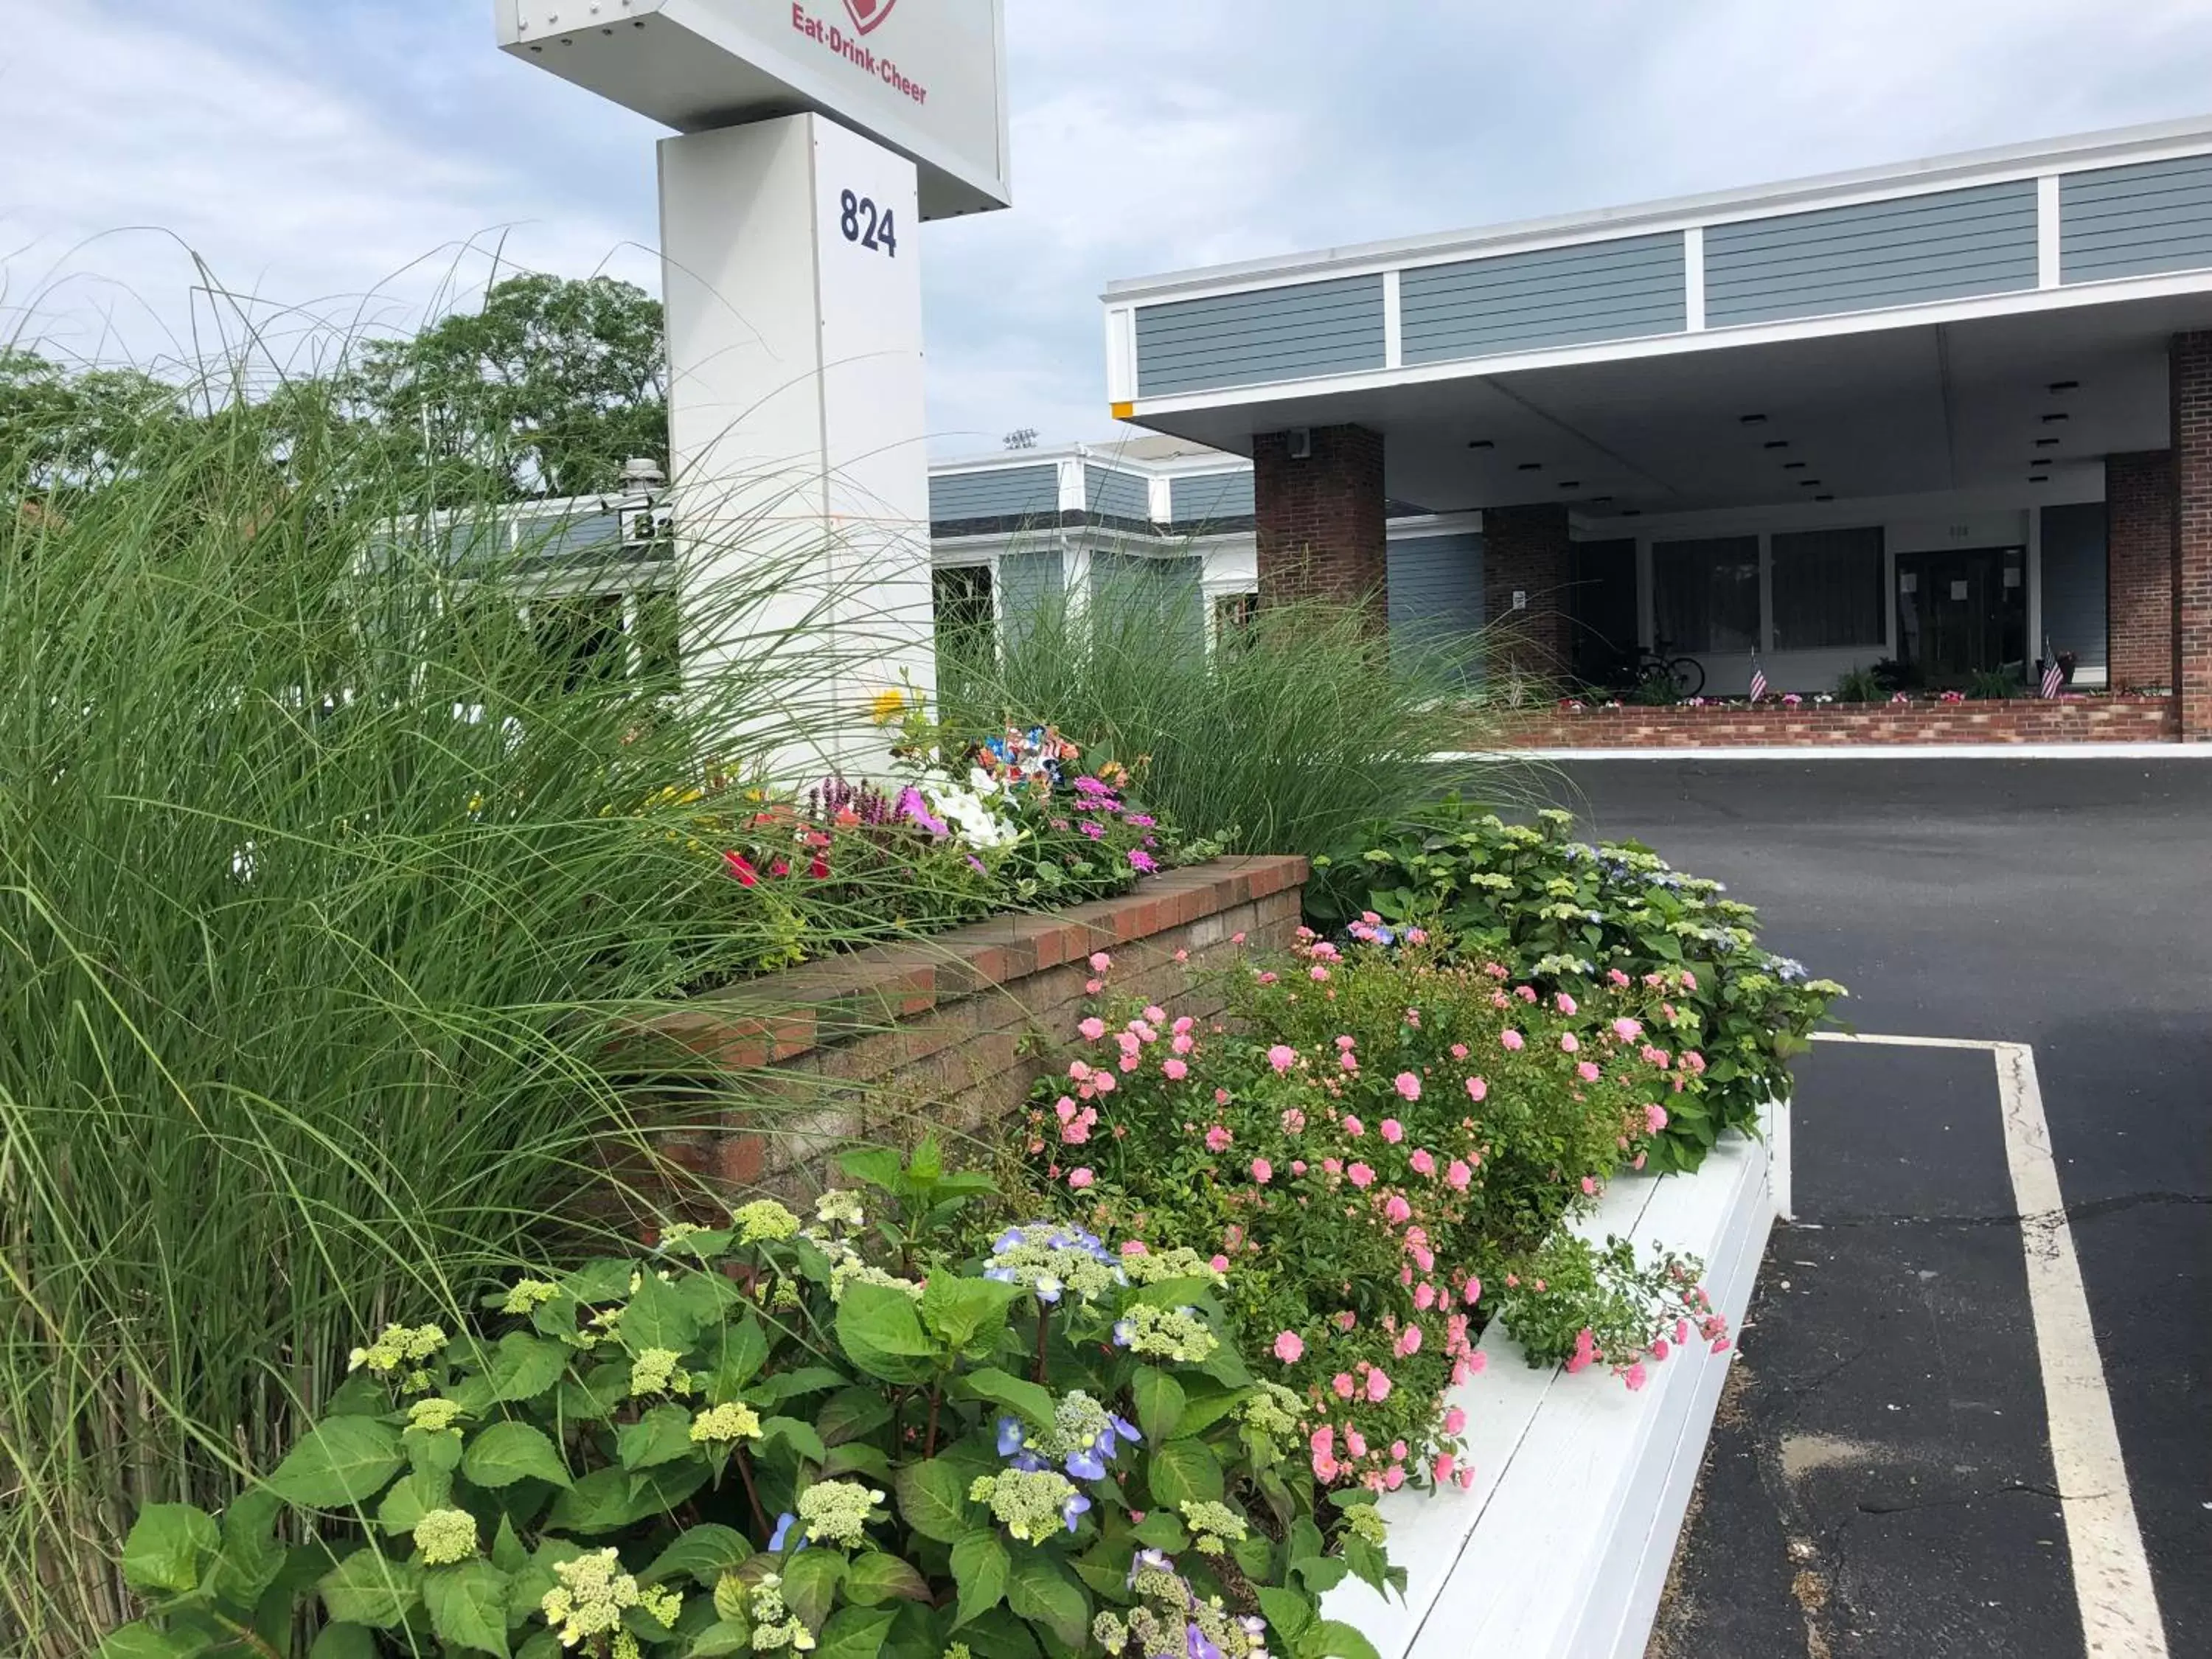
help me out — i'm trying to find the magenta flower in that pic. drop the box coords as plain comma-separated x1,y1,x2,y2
1127,848,1158,873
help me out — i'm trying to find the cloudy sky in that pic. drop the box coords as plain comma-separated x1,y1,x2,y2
7,1,2212,456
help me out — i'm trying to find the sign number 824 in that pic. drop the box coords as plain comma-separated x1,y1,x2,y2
839,190,898,258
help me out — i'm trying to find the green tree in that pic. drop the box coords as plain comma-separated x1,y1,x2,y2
1,349,189,491
345,273,668,502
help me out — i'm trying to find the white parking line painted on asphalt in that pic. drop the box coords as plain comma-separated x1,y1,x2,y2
1806,1030,2170,1656
1433,742,2212,762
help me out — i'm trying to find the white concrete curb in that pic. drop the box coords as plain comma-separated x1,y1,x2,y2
1433,743,2207,761
1323,1102,1786,1659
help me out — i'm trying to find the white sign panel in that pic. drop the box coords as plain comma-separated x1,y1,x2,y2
497,0,1010,219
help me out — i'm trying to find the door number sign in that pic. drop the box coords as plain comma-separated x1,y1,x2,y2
839,189,898,257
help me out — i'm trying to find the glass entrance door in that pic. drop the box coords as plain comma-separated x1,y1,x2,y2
1894,546,2026,685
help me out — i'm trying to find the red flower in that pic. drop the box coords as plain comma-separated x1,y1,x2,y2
808,855,831,880
769,858,792,878
723,852,759,886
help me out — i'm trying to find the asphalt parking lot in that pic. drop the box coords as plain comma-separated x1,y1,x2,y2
1517,757,2210,1658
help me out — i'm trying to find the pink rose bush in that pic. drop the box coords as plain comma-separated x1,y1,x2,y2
1016,926,1708,1495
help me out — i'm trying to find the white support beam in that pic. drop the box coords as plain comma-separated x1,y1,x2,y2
2038,175,2063,289
1383,268,1405,369
1683,226,1706,332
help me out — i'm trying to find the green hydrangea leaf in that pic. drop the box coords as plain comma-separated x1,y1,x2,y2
465,1420,575,1489
119,1503,218,1597
483,1333,570,1403
947,1528,1008,1629
615,1405,696,1472
778,1548,846,1632
961,1368,1054,1432
835,1283,939,1384
425,1559,512,1658
317,1550,422,1629
1144,1439,1222,1510
622,1271,701,1353
1004,1554,1088,1652
843,1552,931,1607
92,1621,204,1659
268,1418,405,1510
891,1457,973,1544
641,1523,752,1588
815,1604,897,1659
1129,1368,1185,1443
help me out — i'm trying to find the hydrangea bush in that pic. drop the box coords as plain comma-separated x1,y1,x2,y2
1009,933,1718,1494
1309,803,1843,1169
104,1145,1395,1659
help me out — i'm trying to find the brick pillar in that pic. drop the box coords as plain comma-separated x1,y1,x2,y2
2174,332,2212,740
2104,449,2175,695
1253,425,1386,626
1483,504,1573,682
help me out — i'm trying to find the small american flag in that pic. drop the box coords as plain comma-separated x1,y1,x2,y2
1747,654,1768,702
2039,639,2065,699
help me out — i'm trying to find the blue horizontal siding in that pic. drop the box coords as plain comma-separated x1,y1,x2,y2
1169,470,1257,526
1135,275,1386,397
928,464,1060,524
1704,181,2039,326
2062,153,2212,282
1401,234,1686,363
1387,533,1486,674
1085,465,1152,521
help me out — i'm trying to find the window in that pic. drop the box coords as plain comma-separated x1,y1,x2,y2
933,564,995,692
1652,536,1760,653
534,595,627,692
1772,527,1884,650
630,589,681,678
1567,538,1638,682
1213,591,1259,650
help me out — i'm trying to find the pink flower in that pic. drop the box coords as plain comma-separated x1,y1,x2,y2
1339,1051,1360,1073
1054,1096,1079,1122
1251,1158,1273,1183
1463,1276,1483,1305
1516,984,1537,1004
1204,1124,1232,1152
1210,1254,1230,1273
1067,1167,1094,1190
1567,1329,1598,1375
1445,1160,1472,1192
1310,965,1330,982
1256,972,1278,986
1381,1120,1407,1147
1077,1016,1106,1041
1613,1017,1644,1041
1085,978,1105,995
1711,1337,1732,1355
1406,928,1428,945
1581,1175,1600,1197
1414,1281,1436,1310
1395,1324,1423,1357
1683,1050,1708,1075
1393,1073,1421,1103
1342,1115,1364,1137
1365,1368,1392,1402
1335,1310,1357,1332
1158,1058,1185,1081
1651,1338,1671,1362
1577,1060,1601,1082
1382,1194,1412,1225
1464,1075,1487,1103
1312,1453,1339,1481
1645,1102,1669,1135
1267,1044,1296,1074
1172,1032,1194,1054
1444,1405,1467,1435
1608,968,1632,987
1093,1071,1116,1095
1556,992,1578,1015
1310,1425,1335,1459
1433,1453,1456,1484
1281,1107,1307,1133
1173,948,1189,964
1382,1464,1405,1491
1458,1466,1477,1490
1409,1148,1437,1178
1501,1030,1525,1051
1560,1032,1580,1054
1676,1319,1691,1347
1344,1428,1368,1460
1088,951,1112,973
1347,1162,1376,1189
1624,1363,1649,1393
1332,1373,1355,1399
1274,1330,1304,1364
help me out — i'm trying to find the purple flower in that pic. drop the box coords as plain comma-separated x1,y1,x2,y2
1128,849,1158,874
1110,1413,1142,1445
1126,814,1155,828
1186,1625,1225,1659
895,786,949,839
1061,1489,1091,1532
1065,1447,1108,1481
967,855,988,875
768,1512,804,1554
997,1417,1025,1457
1078,821,1105,841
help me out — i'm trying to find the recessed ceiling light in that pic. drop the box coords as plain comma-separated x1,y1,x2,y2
1783,461,1807,470
2042,412,2070,423
1517,462,1543,471
1814,493,1835,501
1740,414,1768,425
1622,509,1642,517
2030,475,2050,484
2031,457,2053,467
1764,440,1790,450
1468,439,1495,450
2035,437,2061,448
2048,380,2079,392
1559,480,1582,489
1591,495,1615,504
1798,479,1823,487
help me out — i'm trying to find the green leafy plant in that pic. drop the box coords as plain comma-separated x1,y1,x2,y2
1966,668,2019,700
1832,665,1885,703
1307,805,1843,1168
105,1145,1398,1659
1494,1234,1724,1389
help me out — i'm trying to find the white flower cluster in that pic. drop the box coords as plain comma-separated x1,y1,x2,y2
917,765,1022,852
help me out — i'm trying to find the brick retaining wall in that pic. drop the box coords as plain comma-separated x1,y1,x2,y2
1495,695,2179,748
636,856,1307,1200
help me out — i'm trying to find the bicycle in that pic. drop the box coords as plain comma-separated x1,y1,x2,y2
1615,640,1706,700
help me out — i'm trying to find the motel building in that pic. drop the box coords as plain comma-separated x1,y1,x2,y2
1064,114,2212,737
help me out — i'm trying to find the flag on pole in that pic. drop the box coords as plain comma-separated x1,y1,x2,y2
2039,636,2065,699
1747,653,1768,702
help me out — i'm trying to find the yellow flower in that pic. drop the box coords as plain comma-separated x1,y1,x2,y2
869,688,908,725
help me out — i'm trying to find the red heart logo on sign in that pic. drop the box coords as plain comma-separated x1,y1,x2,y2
844,0,897,33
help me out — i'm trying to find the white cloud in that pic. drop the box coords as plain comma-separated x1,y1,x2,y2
7,0,2212,447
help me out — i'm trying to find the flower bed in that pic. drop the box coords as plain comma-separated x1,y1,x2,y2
1490,692,2178,748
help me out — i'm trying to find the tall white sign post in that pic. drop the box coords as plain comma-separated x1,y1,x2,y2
495,1,1011,775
